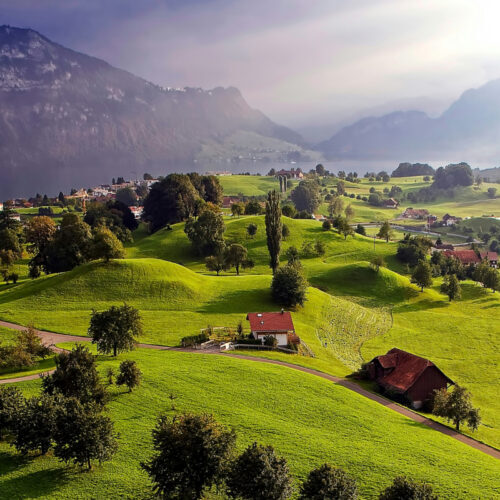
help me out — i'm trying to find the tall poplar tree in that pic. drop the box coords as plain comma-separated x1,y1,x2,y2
265,190,282,274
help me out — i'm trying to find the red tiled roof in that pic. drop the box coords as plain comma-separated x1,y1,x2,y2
246,312,295,333
373,348,453,393
480,251,498,261
443,250,480,264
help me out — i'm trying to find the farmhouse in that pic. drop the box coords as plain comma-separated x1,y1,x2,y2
246,311,299,347
402,207,429,219
367,348,454,409
383,198,399,208
222,196,241,208
434,243,454,251
442,213,461,226
480,251,498,268
443,249,481,266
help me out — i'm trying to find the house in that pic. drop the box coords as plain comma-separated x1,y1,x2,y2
276,168,304,179
367,348,454,409
442,214,461,226
402,207,429,219
480,251,498,268
222,196,241,209
443,249,481,266
383,198,399,208
246,311,299,347
313,214,327,222
129,206,144,220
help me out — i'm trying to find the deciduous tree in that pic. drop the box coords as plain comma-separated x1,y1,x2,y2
377,221,393,242
247,223,258,238
225,244,248,275
299,464,358,500
116,360,142,392
185,210,226,257
89,304,143,356
379,476,437,499
411,260,433,292
141,413,236,499
91,227,125,262
440,274,461,301
433,385,481,431
271,264,308,308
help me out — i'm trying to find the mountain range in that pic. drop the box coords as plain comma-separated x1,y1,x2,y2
319,79,500,163
0,26,317,199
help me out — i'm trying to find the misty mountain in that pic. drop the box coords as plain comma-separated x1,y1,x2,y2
319,79,500,162
0,26,313,199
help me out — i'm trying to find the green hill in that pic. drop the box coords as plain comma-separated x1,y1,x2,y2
1,349,498,499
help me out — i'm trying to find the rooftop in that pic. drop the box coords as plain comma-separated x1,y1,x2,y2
246,311,294,333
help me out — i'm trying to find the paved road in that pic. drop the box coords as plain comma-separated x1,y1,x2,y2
1,320,498,460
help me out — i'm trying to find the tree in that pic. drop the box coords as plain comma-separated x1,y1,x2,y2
0,206,21,231
281,204,296,218
299,464,358,500
205,246,229,276
368,193,381,206
227,442,293,500
336,180,345,196
411,260,433,292
13,394,60,455
487,187,497,198
397,234,433,266
0,386,25,439
265,190,282,274
231,203,244,217
42,344,107,406
377,221,393,242
141,413,236,499
322,220,332,231
0,228,22,258
282,224,290,240
432,385,481,431
116,187,137,206
24,216,56,255
88,304,143,356
247,223,258,239
328,196,344,217
345,204,355,221
54,397,118,469
291,180,321,213
143,172,154,180
337,217,354,240
245,200,263,215
433,162,473,189
483,267,499,292
440,274,461,301
143,174,201,232
379,476,438,500
185,210,226,257
225,244,248,275
355,224,366,236
370,256,385,273
286,246,301,267
91,227,125,262
116,360,142,392
16,325,51,360
315,163,326,176
271,264,308,308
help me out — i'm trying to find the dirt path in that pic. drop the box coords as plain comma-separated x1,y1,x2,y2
1,320,498,460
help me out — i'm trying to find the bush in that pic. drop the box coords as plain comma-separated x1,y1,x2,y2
379,476,438,500
322,220,331,231
263,335,278,347
181,332,209,347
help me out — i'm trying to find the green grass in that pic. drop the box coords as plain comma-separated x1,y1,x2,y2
362,279,500,448
218,174,280,196
0,326,56,379
0,348,498,499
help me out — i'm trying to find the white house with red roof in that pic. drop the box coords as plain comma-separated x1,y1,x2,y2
246,311,297,346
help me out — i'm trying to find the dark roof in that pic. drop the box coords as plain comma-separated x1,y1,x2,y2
371,348,453,393
246,312,294,333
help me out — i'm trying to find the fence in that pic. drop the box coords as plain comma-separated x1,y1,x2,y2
232,344,299,355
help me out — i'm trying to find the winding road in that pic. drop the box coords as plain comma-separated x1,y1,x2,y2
0,320,498,460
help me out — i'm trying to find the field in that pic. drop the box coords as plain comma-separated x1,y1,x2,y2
1,174,499,498
0,348,498,499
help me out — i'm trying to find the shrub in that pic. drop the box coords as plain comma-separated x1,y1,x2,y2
299,463,358,500
322,220,332,231
181,332,209,347
379,476,438,500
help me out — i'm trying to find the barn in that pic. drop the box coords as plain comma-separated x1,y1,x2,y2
367,348,454,409
246,311,298,347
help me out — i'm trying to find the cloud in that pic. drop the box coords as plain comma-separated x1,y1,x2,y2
2,0,500,129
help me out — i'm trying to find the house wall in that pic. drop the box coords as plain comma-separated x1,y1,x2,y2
255,332,288,346
407,366,449,408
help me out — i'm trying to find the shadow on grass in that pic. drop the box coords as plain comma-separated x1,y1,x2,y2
0,453,72,498
198,288,272,314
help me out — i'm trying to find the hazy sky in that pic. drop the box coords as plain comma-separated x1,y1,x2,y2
3,0,500,129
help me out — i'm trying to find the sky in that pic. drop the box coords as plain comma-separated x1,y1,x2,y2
2,0,500,133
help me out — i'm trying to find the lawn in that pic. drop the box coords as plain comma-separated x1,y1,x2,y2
218,174,280,196
0,349,498,499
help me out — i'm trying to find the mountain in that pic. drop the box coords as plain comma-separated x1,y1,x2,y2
319,79,500,163
0,26,315,199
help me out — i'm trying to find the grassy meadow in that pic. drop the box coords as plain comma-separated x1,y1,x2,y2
0,348,498,499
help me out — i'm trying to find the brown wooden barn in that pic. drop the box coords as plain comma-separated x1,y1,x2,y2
367,348,454,409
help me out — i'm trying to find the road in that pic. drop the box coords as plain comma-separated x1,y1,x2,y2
0,320,498,460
